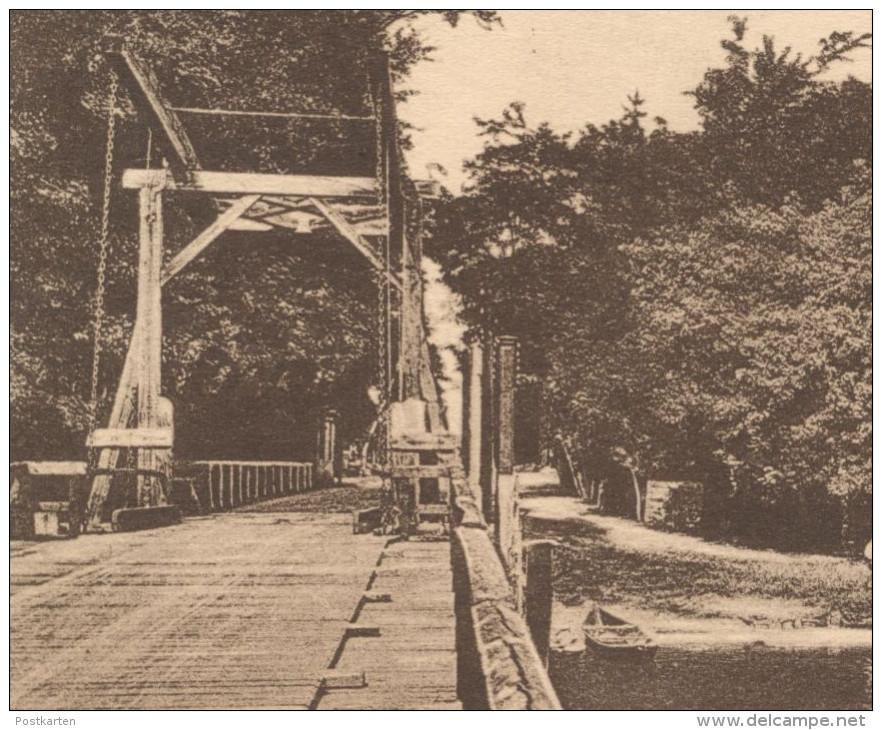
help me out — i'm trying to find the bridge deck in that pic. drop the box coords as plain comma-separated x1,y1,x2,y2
11,509,459,710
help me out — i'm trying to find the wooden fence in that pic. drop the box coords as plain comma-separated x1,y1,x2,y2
176,461,314,513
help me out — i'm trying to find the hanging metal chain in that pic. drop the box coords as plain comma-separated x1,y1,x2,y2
88,71,119,433
369,66,395,466
371,80,389,407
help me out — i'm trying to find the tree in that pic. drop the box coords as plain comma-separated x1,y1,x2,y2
620,166,870,548
690,17,871,209
427,19,871,551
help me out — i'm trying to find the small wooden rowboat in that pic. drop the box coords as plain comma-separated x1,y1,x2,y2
582,605,657,657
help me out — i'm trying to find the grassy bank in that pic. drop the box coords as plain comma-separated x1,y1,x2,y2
523,496,871,627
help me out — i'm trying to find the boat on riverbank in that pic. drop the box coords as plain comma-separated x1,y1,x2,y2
583,605,657,657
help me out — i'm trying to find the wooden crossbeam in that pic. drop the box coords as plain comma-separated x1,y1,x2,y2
386,465,451,479
162,195,261,283
122,169,442,199
87,428,173,449
103,37,200,174
124,169,377,198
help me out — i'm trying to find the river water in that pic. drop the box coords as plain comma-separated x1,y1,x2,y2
550,646,872,711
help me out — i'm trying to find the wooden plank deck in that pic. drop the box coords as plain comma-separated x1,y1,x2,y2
317,536,460,710
11,512,396,710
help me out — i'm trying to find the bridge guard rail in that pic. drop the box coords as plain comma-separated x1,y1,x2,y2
449,468,562,710
176,461,314,513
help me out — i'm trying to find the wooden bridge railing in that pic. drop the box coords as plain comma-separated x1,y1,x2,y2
449,467,561,710
176,461,314,513
451,334,562,710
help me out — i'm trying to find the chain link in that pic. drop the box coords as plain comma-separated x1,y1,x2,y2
371,64,394,465
88,71,118,434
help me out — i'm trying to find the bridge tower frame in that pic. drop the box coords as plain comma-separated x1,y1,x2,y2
86,38,444,527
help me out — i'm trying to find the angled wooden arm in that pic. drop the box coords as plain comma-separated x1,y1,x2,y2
309,197,402,291
162,195,261,284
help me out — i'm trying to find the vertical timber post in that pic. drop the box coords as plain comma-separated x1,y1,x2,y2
461,347,471,474
371,49,423,402
135,183,164,507
465,339,484,500
479,335,496,524
315,409,338,487
494,336,522,607
495,336,517,479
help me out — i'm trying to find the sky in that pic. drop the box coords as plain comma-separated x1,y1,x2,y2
399,10,872,432
400,10,872,192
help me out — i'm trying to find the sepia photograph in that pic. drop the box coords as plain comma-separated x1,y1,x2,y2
8,9,873,716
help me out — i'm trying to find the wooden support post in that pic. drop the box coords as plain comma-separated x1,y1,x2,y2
494,336,522,606
420,338,445,432
135,184,165,507
87,195,264,525
524,541,554,666
479,337,496,524
315,410,338,487
491,336,518,526
208,463,217,511
466,340,484,496
495,336,517,478
461,350,471,472
397,212,423,403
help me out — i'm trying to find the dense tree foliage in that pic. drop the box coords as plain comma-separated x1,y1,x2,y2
428,20,871,552
10,10,497,460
